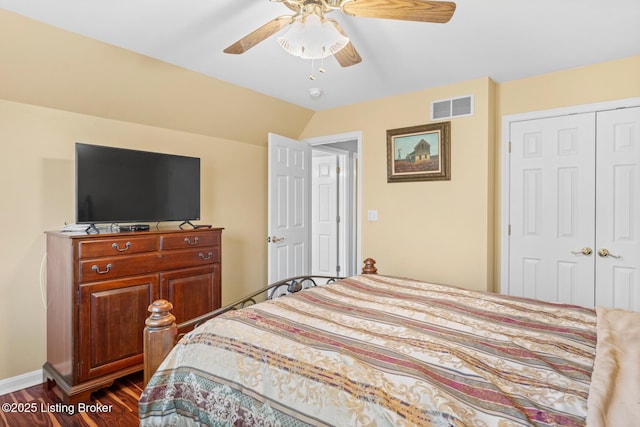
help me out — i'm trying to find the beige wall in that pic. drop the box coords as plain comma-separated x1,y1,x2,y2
493,56,640,290
302,56,640,296
0,99,271,379
0,9,314,146
497,56,640,117
301,77,498,291
0,9,314,380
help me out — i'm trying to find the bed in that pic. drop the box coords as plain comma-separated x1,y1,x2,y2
139,259,640,426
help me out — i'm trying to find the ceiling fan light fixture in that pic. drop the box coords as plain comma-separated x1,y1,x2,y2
277,14,349,59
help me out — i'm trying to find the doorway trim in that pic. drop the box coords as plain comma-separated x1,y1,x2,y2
499,97,640,295
303,131,363,276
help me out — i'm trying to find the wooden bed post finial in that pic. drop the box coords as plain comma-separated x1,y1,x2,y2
362,258,377,274
144,299,177,386
145,299,176,329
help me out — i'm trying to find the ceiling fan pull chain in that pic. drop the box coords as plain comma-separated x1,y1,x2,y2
310,58,316,80
309,57,327,80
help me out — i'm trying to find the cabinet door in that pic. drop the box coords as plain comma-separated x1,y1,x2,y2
160,265,221,333
78,275,159,381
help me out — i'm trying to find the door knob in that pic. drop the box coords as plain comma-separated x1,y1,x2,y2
571,247,593,256
268,236,285,243
598,248,621,259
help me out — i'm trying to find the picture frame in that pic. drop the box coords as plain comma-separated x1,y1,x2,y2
386,121,451,182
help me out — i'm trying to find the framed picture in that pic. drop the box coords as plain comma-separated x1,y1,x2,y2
386,121,451,182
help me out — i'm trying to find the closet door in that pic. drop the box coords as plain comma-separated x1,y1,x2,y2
595,107,640,311
508,113,596,306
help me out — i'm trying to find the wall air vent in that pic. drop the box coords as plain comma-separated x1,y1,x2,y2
430,95,474,120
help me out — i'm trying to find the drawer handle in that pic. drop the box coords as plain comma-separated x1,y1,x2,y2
91,263,113,274
199,252,213,261
112,241,131,252
184,237,200,246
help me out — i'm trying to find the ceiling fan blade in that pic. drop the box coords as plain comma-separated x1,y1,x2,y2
223,16,294,54
328,19,362,67
342,0,456,23
335,41,362,67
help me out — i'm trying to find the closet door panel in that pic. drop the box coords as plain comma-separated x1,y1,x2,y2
595,107,640,311
508,113,596,306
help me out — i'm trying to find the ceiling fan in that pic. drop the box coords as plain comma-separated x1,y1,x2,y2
223,0,457,67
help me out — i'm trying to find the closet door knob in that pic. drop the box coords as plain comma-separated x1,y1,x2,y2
571,247,592,256
598,248,621,259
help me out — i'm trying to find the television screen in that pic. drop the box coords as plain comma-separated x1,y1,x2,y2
76,143,201,224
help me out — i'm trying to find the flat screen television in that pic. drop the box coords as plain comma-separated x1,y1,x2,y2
76,143,201,224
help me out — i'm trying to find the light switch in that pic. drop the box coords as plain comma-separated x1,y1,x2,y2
367,210,378,221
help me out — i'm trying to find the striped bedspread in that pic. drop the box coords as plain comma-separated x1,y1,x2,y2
139,275,596,426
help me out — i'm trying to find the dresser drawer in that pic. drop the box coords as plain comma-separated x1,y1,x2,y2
78,236,159,259
79,253,161,283
160,231,220,250
159,247,220,270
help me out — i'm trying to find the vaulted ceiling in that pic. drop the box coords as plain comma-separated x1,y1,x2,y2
1,0,639,111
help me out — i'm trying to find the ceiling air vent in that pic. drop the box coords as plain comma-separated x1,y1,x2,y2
430,95,474,120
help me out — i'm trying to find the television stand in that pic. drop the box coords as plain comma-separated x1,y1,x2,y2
43,227,224,402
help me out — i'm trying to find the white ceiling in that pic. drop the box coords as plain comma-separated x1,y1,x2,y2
1,0,639,111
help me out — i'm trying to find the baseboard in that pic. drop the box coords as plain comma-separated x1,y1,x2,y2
0,369,42,396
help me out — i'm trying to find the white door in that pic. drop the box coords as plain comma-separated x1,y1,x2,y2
508,113,596,306
595,107,640,311
268,133,311,284
508,107,640,310
311,150,347,277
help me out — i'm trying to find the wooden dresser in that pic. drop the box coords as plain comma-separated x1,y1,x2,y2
43,227,223,403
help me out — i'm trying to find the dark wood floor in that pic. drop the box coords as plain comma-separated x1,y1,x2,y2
0,372,143,427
